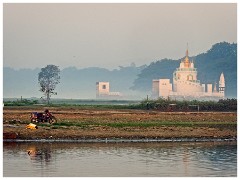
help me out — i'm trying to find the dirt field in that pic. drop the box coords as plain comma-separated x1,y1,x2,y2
3,106,237,140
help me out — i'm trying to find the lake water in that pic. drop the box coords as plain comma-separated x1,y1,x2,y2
3,141,237,177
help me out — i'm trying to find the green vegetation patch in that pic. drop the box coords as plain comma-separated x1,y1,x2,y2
104,121,236,128
37,121,236,129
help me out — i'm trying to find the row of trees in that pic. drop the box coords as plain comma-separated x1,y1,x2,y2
140,98,237,112
4,97,237,112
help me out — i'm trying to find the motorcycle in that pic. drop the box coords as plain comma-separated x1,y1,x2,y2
30,112,57,124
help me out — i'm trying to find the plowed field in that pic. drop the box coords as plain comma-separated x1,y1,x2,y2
3,106,237,140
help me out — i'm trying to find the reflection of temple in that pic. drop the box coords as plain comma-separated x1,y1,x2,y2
152,48,225,100
182,147,189,176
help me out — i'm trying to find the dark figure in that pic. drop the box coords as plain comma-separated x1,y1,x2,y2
44,109,52,120
146,102,150,110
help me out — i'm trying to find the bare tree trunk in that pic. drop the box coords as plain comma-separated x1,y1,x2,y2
47,90,50,104
47,79,50,104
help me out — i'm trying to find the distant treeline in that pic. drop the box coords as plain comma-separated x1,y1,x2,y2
3,98,237,112
140,98,237,112
3,99,39,106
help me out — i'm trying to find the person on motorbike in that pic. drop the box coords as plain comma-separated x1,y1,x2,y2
44,109,53,121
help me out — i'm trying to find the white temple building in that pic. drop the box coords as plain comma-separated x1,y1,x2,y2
152,48,225,100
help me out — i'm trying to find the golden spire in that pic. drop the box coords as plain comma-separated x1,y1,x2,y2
186,43,189,57
184,43,190,68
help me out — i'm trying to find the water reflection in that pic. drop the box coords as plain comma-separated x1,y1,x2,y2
3,141,237,177
182,147,190,176
27,145,51,163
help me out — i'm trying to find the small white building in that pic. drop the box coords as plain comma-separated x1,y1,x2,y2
152,79,172,99
96,82,122,99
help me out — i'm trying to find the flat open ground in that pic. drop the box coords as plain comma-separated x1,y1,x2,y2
3,106,237,140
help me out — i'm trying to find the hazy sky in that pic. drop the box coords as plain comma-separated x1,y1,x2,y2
3,3,237,70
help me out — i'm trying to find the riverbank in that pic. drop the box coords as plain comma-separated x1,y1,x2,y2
3,106,237,140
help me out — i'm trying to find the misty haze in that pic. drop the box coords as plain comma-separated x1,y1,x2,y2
3,3,237,100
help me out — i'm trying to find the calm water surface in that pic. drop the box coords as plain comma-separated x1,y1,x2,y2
3,141,237,177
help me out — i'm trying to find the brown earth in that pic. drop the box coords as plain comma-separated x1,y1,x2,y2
3,106,237,140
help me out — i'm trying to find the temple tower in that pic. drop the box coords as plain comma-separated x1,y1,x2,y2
173,47,202,94
219,72,225,96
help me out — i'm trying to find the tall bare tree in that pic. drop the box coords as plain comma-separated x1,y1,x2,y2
38,65,60,104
